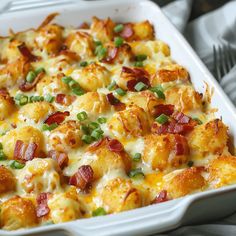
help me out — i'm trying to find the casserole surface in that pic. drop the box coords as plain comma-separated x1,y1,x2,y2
1,0,236,235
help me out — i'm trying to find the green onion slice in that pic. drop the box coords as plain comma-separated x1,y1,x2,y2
155,114,169,124
97,117,107,124
0,150,6,160
129,168,145,179
77,111,88,121
10,160,25,169
133,153,141,162
62,76,73,85
82,134,94,144
114,37,124,47
115,88,126,96
134,82,147,91
26,71,36,83
114,24,124,33
135,54,147,61
92,207,107,217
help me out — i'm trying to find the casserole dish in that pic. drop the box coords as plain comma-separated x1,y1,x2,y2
1,0,236,235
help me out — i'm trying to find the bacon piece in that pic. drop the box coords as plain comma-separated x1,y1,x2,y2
44,111,70,125
69,165,94,190
48,150,69,169
108,139,124,153
120,23,134,39
102,47,118,63
19,71,44,92
152,104,175,117
174,135,189,155
172,112,190,124
14,140,38,162
122,66,150,91
36,192,51,217
0,88,9,98
106,93,121,106
155,121,195,135
151,190,168,204
55,94,76,106
17,43,38,62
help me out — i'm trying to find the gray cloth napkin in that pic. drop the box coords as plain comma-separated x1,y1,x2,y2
158,1,236,235
163,0,236,106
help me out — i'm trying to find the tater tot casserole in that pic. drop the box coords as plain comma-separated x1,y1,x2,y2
0,13,235,230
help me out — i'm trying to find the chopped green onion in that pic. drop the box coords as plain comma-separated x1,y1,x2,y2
0,150,6,160
91,128,104,140
129,168,145,179
14,94,23,101
68,79,78,88
92,207,106,217
19,95,28,106
95,45,107,60
26,71,36,83
82,134,94,144
77,111,88,121
187,160,194,167
134,82,147,91
72,87,85,96
42,123,58,131
0,142,3,149
114,37,124,47
42,221,54,226
150,86,165,99
88,122,100,130
133,153,141,162
155,114,169,124
45,94,54,103
10,160,25,169
192,117,203,125
62,76,73,85
134,61,143,67
80,61,88,67
107,81,116,91
114,24,124,33
35,67,46,75
15,94,28,106
135,54,147,61
94,40,102,46
30,96,42,102
97,117,107,124
115,88,126,96
81,125,90,134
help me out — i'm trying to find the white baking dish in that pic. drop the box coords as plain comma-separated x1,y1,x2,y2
1,0,236,235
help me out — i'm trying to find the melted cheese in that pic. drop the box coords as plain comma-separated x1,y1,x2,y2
0,14,234,231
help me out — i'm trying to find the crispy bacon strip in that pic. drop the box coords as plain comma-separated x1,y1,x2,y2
106,93,121,105
19,71,44,92
44,111,70,125
108,139,124,153
152,104,175,117
102,47,118,63
14,140,38,162
36,192,51,217
17,43,38,62
121,66,150,91
151,190,168,204
69,165,94,190
174,135,189,155
55,94,76,106
48,150,68,169
120,23,134,39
